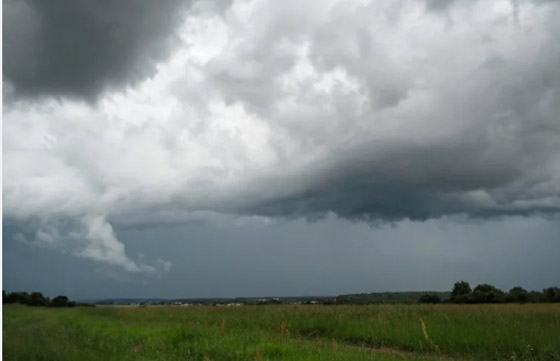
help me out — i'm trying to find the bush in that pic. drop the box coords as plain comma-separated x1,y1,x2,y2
418,294,441,304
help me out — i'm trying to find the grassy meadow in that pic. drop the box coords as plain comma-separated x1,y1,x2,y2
3,303,560,361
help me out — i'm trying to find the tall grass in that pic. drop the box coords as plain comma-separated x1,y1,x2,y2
3,304,560,361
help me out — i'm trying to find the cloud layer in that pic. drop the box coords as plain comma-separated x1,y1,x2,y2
4,0,560,273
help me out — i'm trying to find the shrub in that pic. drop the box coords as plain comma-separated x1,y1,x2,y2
418,294,441,304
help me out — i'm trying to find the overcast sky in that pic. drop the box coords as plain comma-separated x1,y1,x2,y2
3,0,560,299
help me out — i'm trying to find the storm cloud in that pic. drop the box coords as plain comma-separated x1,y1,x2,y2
2,0,192,100
3,0,560,274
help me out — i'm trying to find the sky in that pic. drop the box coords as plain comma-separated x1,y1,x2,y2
2,0,560,299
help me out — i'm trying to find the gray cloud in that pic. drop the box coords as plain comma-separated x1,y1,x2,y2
2,0,192,101
206,0,560,221
238,135,560,222
3,0,560,273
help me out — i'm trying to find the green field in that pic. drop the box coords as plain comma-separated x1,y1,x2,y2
3,304,560,361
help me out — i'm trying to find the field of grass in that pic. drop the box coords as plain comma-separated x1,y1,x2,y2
3,303,560,361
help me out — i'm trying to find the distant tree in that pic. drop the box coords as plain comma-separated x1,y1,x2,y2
451,281,472,303
418,294,441,304
5,292,16,304
527,291,546,303
6,292,30,304
471,284,506,303
507,287,529,303
2,290,6,304
28,292,49,306
50,295,70,307
543,287,560,303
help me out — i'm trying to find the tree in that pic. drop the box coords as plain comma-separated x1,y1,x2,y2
51,295,70,307
543,287,560,302
451,281,472,303
472,283,506,303
527,291,545,303
471,284,506,303
6,292,30,304
508,287,529,303
28,292,49,306
5,292,16,304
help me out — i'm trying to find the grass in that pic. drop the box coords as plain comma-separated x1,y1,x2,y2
3,303,560,361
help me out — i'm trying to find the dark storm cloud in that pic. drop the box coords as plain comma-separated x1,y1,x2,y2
3,0,191,100
241,132,560,222
246,168,559,223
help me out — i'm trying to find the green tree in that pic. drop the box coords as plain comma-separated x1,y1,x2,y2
451,281,472,303
527,291,545,303
471,284,506,303
28,292,49,306
508,287,529,303
543,287,560,302
6,292,30,304
50,295,70,307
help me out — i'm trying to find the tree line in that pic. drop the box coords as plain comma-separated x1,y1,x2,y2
2,290,94,308
419,281,560,304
